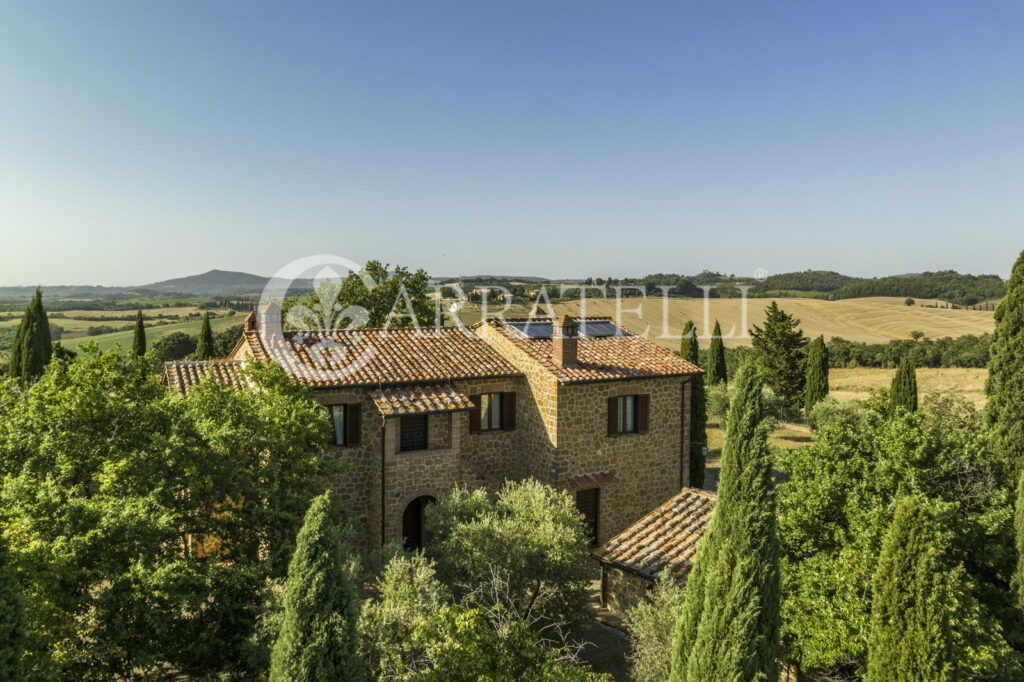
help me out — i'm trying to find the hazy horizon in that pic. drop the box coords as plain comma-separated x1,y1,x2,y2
2,1,1022,285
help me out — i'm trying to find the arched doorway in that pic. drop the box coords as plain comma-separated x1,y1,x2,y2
402,495,436,551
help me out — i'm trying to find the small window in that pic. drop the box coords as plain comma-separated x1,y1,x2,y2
400,414,429,452
607,394,649,437
330,405,346,445
617,395,637,434
480,393,503,431
329,404,361,446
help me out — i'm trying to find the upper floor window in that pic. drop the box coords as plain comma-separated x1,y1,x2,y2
470,392,516,433
330,403,362,446
607,394,649,436
400,414,430,452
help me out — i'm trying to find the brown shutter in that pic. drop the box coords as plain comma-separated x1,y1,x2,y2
346,404,362,445
502,392,516,430
468,395,482,433
607,396,618,437
637,394,650,434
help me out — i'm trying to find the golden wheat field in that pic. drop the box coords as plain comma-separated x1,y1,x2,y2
553,296,994,349
829,366,988,408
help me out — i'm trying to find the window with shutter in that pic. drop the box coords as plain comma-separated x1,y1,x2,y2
609,394,650,435
400,414,429,452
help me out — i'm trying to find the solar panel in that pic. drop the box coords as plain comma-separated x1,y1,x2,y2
579,320,623,338
506,319,625,339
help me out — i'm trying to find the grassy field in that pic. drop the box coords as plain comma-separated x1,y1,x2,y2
63,313,243,352
830,366,988,408
552,296,994,349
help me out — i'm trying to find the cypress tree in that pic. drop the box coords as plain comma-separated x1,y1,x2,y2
866,496,995,681
1013,473,1024,612
750,302,807,409
132,310,146,356
8,290,52,382
681,321,707,489
706,321,727,386
270,492,362,682
985,249,1024,479
195,313,215,360
0,529,24,679
804,335,829,413
889,356,918,414
670,362,780,681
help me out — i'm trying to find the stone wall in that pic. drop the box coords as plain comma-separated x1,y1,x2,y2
601,563,652,615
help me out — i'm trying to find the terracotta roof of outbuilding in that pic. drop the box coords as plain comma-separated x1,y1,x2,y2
162,360,247,395
482,317,701,384
371,384,476,416
592,488,716,583
236,326,522,388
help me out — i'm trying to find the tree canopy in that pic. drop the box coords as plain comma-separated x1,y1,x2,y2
985,249,1024,479
804,335,829,413
6,289,52,382
750,302,807,409
706,320,727,386
132,309,146,355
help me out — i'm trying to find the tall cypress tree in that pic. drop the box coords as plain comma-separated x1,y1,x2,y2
889,356,918,414
195,313,215,360
270,493,362,681
8,290,52,382
132,310,146,356
866,496,1000,681
0,529,24,679
706,321,727,386
750,302,807,409
804,335,829,413
681,321,707,489
670,362,780,681
1013,473,1024,612
985,249,1024,479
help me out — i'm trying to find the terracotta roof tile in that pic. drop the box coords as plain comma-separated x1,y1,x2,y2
484,317,702,384
371,384,476,416
240,326,521,388
162,360,247,395
592,488,716,583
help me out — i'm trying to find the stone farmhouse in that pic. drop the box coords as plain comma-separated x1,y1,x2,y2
162,309,701,551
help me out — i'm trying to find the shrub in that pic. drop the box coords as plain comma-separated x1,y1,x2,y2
706,382,732,422
625,572,685,682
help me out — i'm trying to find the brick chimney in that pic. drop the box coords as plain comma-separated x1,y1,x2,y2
552,315,579,368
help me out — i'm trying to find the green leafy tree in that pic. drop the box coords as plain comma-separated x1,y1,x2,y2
195,312,215,359
0,528,24,680
804,335,829,413
7,289,52,382
706,321,727,386
0,348,336,678
270,492,362,682
132,309,146,356
750,302,807,409
867,496,1010,681
410,604,607,681
777,395,1021,678
152,331,197,362
671,362,781,681
358,553,451,680
890,355,918,414
626,571,686,682
426,479,591,629
985,249,1024,478
1014,473,1024,613
681,321,707,489
285,261,435,329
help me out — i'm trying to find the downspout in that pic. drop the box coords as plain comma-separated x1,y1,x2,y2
380,416,387,548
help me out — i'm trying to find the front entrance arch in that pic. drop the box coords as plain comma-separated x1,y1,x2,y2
402,495,437,551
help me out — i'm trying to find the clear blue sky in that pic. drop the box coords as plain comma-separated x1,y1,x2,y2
1,1,1022,285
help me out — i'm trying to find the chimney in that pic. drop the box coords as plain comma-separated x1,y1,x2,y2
552,315,579,368
258,301,282,332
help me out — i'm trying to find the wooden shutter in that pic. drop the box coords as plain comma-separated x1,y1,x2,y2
502,392,516,430
637,394,650,434
468,395,482,433
345,404,362,445
607,396,618,437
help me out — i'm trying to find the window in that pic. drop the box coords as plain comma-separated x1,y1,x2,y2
480,393,503,431
607,394,649,437
575,487,600,547
400,414,429,452
469,392,516,433
330,404,361,446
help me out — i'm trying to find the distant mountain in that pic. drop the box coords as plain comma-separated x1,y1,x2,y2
143,269,273,295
